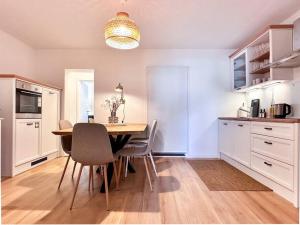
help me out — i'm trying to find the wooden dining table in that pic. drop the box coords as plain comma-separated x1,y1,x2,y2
52,123,147,192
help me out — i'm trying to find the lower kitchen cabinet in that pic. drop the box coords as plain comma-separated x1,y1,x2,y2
0,77,61,177
233,121,251,167
218,120,250,167
41,88,60,155
218,120,234,157
218,119,299,207
15,119,41,165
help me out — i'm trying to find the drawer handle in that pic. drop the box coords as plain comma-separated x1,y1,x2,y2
223,123,228,126
26,123,33,126
238,124,244,127
264,141,273,145
264,162,272,167
264,127,272,131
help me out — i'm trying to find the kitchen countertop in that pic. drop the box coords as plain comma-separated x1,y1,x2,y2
218,117,300,123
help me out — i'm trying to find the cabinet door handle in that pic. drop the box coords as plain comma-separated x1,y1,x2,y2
26,122,33,126
49,91,54,95
223,123,228,126
264,141,273,145
264,162,272,167
238,124,244,127
264,127,272,131
35,122,40,128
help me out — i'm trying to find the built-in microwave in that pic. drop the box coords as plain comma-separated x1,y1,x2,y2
16,80,42,119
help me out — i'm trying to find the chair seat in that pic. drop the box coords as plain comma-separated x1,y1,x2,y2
129,137,148,144
117,145,147,157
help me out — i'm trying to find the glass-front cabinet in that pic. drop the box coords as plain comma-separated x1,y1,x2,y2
232,50,247,90
230,25,294,92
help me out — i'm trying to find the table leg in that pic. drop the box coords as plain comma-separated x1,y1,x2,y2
100,134,135,193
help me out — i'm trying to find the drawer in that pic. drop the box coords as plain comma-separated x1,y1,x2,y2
251,122,294,140
251,152,294,190
251,134,294,165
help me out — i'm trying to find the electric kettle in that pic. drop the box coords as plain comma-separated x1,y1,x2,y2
273,104,292,118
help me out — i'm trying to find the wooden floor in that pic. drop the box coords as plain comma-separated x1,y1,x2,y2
1,157,299,224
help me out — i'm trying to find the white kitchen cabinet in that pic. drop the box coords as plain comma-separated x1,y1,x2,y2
251,152,294,190
219,120,250,166
0,76,61,177
232,121,251,167
41,88,60,155
230,25,293,92
15,119,41,165
218,120,234,157
231,49,248,90
219,118,299,207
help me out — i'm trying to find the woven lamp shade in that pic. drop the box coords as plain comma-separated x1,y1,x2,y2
104,12,140,50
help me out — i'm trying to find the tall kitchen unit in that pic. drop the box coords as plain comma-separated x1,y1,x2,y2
0,75,61,177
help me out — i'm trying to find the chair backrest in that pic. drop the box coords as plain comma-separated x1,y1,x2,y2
59,120,73,130
71,123,114,165
144,120,158,154
59,120,73,154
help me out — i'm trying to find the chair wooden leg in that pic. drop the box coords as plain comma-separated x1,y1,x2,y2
58,155,71,189
125,156,129,178
90,165,94,191
117,156,123,185
143,156,153,191
98,166,102,187
70,164,83,210
88,166,92,191
72,161,77,179
149,153,158,177
113,161,119,190
103,164,110,211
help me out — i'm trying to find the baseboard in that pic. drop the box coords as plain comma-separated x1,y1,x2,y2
152,152,186,157
185,153,221,159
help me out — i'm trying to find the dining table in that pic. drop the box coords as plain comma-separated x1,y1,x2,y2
52,123,147,192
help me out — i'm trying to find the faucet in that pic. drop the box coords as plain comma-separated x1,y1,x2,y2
238,103,250,117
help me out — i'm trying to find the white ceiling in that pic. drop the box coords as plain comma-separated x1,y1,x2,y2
0,0,299,49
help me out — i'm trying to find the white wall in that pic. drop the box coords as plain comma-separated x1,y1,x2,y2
0,30,36,78
34,49,243,157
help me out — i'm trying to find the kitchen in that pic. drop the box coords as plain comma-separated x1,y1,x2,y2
1,0,300,224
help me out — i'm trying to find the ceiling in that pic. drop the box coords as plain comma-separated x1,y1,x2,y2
0,0,299,49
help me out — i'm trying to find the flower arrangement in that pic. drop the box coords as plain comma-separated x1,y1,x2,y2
103,96,122,123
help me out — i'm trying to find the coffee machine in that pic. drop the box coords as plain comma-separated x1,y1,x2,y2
250,99,260,117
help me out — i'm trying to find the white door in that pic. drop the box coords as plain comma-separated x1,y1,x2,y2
15,119,40,165
41,88,59,155
147,66,188,154
233,121,251,167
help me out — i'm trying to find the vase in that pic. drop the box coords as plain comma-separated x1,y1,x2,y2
108,111,118,124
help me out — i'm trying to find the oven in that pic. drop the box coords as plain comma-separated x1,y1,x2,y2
16,80,42,119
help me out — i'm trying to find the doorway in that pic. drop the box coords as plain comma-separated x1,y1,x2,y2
64,69,94,124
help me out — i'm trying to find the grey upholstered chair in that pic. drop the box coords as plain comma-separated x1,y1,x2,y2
117,120,158,191
70,123,118,210
127,120,158,177
57,120,77,189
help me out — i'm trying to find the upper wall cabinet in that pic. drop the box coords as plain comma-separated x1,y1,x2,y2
230,25,294,92
233,49,248,89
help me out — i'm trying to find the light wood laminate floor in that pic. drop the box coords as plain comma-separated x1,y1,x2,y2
1,157,299,224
